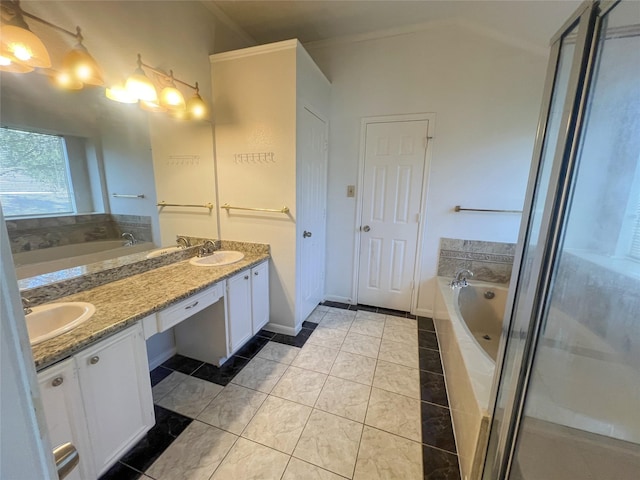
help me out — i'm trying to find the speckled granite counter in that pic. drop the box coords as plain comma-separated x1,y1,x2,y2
31,251,270,371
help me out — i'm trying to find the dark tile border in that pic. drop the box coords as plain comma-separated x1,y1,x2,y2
98,461,144,480
160,354,204,375
114,405,192,474
192,355,251,386
321,302,418,319
418,319,461,478
423,445,462,480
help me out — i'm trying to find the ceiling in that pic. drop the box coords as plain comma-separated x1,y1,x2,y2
205,0,582,49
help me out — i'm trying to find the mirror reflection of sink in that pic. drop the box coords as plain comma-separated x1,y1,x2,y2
26,302,96,346
189,251,245,267
146,246,183,259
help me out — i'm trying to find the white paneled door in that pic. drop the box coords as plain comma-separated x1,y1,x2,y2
298,107,328,323
357,120,428,311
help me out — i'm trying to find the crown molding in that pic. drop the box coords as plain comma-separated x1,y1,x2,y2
199,1,258,47
211,38,298,63
304,18,548,58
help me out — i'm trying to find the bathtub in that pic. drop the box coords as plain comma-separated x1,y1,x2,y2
13,240,155,279
434,277,508,480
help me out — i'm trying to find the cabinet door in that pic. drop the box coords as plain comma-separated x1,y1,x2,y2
76,323,154,476
251,261,270,333
38,358,95,480
226,271,253,353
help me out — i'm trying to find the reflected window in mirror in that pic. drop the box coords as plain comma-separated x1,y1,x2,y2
0,127,99,218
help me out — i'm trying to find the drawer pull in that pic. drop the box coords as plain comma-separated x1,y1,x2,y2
90,356,100,365
254,271,259,276
51,376,64,387
185,301,200,310
244,275,249,280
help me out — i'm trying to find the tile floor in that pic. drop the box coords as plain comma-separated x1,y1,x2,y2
100,304,461,480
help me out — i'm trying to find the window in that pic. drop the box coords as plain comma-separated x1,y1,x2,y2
0,128,75,217
629,201,640,261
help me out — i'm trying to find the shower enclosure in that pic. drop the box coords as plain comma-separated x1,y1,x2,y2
483,0,640,478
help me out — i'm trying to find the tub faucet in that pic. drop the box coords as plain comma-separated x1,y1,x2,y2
450,268,474,289
122,232,137,246
21,297,32,315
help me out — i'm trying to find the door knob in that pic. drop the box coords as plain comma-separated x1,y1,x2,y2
362,225,371,232
303,230,312,238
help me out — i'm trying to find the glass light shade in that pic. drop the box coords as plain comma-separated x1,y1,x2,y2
0,54,34,73
0,24,51,68
53,70,83,90
159,85,186,111
106,83,138,103
186,93,208,119
62,44,104,86
125,69,158,102
139,100,167,113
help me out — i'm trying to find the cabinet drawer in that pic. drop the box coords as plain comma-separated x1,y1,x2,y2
157,283,223,332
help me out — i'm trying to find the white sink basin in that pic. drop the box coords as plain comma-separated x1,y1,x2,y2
26,302,96,346
189,250,245,267
146,246,183,259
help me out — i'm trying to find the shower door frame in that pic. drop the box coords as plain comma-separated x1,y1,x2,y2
481,0,620,477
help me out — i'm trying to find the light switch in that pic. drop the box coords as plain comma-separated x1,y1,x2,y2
347,185,355,197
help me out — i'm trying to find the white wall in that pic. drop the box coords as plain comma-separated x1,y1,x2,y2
306,22,548,314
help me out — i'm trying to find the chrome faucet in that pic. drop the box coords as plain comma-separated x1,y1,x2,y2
121,232,137,246
21,297,32,315
197,240,217,257
450,268,474,289
176,236,190,249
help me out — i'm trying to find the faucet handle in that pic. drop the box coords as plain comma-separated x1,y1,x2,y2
21,297,33,315
176,236,190,248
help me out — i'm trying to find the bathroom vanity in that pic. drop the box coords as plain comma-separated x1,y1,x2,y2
30,244,270,477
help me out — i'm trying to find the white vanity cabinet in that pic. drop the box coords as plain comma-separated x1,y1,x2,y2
37,358,95,480
226,269,253,353
227,261,270,353
251,261,270,333
76,323,154,476
37,322,154,479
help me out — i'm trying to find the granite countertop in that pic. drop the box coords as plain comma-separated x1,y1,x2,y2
31,252,270,371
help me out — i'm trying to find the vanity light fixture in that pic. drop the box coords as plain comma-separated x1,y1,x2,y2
0,0,103,89
109,53,208,120
0,0,50,71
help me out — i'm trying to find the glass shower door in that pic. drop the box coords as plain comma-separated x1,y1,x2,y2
485,0,640,478
511,1,640,477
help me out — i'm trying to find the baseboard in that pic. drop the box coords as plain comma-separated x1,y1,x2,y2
148,346,176,371
264,322,300,336
323,294,353,304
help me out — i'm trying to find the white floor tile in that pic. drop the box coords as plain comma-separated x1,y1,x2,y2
293,410,363,478
315,376,371,422
330,351,377,385
197,383,267,434
241,395,312,454
353,426,423,480
156,375,224,418
146,421,236,480
271,366,327,406
210,438,289,480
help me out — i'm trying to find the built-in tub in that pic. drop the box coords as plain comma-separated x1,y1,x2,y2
434,277,508,480
13,240,155,279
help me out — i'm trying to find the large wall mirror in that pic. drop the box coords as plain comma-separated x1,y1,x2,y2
0,1,221,285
